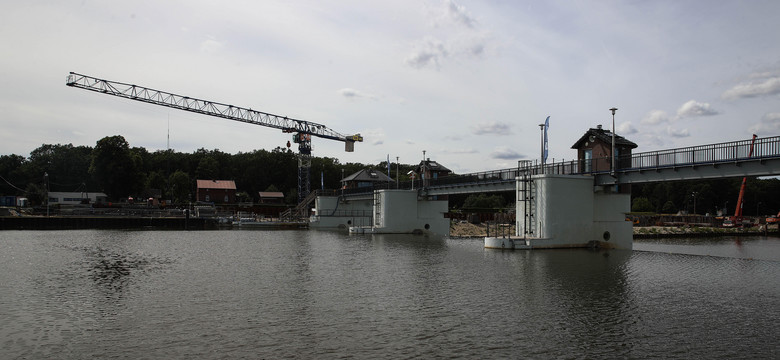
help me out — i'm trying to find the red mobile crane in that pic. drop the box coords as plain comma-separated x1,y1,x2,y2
66,72,363,204
724,134,757,227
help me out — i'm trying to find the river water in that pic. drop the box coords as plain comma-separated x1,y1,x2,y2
1,230,778,359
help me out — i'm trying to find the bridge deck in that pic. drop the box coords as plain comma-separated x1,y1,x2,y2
331,136,780,197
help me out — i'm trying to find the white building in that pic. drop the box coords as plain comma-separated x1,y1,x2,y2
48,191,108,205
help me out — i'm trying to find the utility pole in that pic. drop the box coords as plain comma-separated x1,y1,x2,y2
422,150,426,188
396,156,399,189
610,107,618,177
44,172,49,217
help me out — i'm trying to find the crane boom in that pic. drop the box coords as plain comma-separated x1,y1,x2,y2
66,72,363,147
66,71,363,205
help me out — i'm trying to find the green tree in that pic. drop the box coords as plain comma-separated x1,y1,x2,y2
632,197,654,213
661,200,677,214
89,136,139,200
0,154,28,195
168,170,191,204
24,183,45,206
145,171,167,193
196,156,219,180
462,194,505,210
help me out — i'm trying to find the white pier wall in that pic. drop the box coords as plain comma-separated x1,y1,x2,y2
374,190,449,235
310,196,373,229
516,174,632,249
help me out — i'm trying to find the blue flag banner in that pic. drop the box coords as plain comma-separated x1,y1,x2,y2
543,116,550,163
387,154,391,182
321,171,324,190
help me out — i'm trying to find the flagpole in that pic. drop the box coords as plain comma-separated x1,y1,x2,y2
539,123,545,174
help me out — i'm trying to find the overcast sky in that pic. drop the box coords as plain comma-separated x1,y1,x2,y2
2,0,779,173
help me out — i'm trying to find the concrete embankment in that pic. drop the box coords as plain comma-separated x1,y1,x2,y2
448,221,777,239
0,216,218,230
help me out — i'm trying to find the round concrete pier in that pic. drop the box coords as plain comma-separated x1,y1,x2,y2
484,237,515,249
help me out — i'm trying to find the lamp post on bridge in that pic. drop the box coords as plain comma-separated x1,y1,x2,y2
396,156,399,189
609,107,618,177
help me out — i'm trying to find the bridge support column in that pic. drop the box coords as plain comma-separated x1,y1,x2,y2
310,190,449,236
372,190,449,235
500,174,632,250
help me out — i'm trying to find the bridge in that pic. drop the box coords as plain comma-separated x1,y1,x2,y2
334,135,780,197
311,135,780,249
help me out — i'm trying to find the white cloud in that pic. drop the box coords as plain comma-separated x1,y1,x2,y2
617,122,637,135
748,112,780,135
405,37,447,69
361,128,386,146
722,76,780,100
441,147,477,154
443,0,477,29
641,110,670,125
199,37,222,53
666,126,690,138
490,146,522,160
406,0,491,69
471,121,512,135
338,88,376,100
676,100,718,118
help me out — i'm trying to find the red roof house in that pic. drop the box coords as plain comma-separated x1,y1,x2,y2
196,180,237,203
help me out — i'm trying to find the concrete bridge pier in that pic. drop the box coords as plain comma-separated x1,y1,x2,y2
486,174,633,250
310,189,450,235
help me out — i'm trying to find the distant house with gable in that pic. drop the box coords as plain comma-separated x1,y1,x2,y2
416,158,452,182
196,179,237,203
341,169,393,189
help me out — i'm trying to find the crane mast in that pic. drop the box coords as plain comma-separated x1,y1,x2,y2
66,72,363,203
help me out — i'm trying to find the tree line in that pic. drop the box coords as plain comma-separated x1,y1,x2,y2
2,135,779,216
0,135,419,206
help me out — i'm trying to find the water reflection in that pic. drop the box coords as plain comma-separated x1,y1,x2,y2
85,247,149,292
1,231,776,359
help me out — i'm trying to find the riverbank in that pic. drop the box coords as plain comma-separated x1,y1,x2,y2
448,221,777,238
0,216,218,230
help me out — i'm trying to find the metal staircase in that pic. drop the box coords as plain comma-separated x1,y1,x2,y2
280,189,319,222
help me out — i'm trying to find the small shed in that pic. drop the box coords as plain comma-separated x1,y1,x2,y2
196,180,237,203
571,125,637,173
258,191,285,204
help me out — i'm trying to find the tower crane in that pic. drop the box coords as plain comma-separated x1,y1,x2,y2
66,72,363,203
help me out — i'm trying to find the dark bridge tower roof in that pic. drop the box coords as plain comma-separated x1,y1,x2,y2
571,125,638,149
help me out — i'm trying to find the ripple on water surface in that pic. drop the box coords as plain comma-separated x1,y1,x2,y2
0,230,778,358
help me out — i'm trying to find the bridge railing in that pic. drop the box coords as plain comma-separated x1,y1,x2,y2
324,136,780,197
620,135,780,171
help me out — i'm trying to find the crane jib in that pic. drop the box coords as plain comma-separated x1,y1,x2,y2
65,72,362,146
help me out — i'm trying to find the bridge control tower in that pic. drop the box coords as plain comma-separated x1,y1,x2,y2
571,125,637,179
